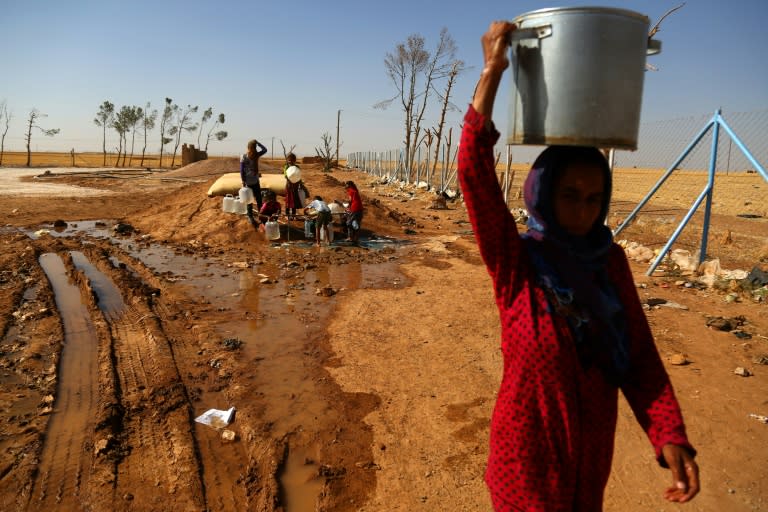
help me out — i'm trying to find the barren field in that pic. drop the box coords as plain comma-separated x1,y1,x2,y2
0,157,766,511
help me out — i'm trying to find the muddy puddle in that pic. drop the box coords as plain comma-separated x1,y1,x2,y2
29,220,409,511
34,253,100,507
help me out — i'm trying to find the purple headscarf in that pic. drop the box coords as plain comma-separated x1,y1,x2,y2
521,145,629,385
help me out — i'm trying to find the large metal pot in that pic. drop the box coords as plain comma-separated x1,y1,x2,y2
508,7,661,150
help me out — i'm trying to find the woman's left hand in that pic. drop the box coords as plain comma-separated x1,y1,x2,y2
661,444,699,502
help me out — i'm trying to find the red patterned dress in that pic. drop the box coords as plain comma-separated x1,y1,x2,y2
457,105,695,511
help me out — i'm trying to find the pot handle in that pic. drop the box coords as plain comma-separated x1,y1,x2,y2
647,38,662,55
510,24,553,41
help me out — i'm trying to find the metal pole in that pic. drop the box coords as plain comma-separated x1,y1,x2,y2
716,114,768,181
336,110,341,166
699,109,721,264
504,145,511,205
614,117,715,236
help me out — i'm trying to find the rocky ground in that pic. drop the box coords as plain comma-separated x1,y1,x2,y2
0,159,766,511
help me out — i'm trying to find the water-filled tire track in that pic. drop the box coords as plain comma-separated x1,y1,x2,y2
28,253,97,510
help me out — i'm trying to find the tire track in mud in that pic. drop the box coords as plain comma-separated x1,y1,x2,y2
73,248,208,510
31,248,210,511
110,251,254,510
29,253,98,510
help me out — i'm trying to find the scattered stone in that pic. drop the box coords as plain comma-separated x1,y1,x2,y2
113,222,135,235
732,331,752,339
706,316,746,331
94,436,114,455
221,429,237,442
752,355,768,365
748,414,768,424
733,367,752,377
318,464,346,479
658,300,688,310
668,353,689,365
260,278,272,284
355,461,382,470
316,285,337,297
52,219,67,228
231,261,249,269
222,338,243,350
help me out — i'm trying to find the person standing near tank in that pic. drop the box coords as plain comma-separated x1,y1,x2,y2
343,180,363,243
240,139,267,228
283,152,308,219
458,21,699,510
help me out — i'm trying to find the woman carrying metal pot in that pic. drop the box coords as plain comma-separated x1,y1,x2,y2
458,21,699,511
240,139,267,228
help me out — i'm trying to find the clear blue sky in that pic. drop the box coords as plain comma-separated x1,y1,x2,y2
1,0,766,159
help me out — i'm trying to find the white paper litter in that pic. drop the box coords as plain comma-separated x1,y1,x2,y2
195,406,236,429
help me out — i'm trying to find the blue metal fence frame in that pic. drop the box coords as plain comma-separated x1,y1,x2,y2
613,109,768,276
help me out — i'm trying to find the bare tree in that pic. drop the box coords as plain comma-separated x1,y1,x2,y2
204,113,227,152
24,109,60,167
0,100,11,166
168,103,198,167
315,132,336,172
159,97,173,168
197,107,212,149
139,102,157,167
94,100,115,166
431,59,465,180
279,140,297,161
377,34,428,177
377,28,459,177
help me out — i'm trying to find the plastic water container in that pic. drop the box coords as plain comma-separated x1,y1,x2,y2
285,165,301,183
265,220,280,240
320,225,334,243
239,186,255,204
233,198,248,215
222,194,235,213
304,219,315,238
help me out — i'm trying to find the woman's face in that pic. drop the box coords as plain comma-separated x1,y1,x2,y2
552,163,605,236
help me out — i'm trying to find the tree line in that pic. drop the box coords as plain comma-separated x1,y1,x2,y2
94,99,227,168
0,98,227,168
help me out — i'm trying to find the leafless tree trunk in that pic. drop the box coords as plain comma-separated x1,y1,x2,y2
409,28,458,172
24,109,59,167
0,100,11,166
431,59,464,178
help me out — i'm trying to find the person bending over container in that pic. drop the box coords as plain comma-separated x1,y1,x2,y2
304,196,332,246
457,21,699,511
240,139,267,228
258,190,281,223
343,180,363,242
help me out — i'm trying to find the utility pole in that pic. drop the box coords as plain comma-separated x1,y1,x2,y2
271,137,274,160
336,110,341,166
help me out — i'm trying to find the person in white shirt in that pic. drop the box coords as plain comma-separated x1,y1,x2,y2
304,196,332,246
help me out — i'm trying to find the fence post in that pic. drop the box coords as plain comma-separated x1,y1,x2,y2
699,110,721,264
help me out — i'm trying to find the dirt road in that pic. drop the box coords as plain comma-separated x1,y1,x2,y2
0,160,766,511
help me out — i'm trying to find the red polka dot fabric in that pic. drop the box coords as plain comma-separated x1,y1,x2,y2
458,105,695,511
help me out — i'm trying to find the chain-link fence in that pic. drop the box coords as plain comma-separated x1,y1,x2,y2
348,110,768,268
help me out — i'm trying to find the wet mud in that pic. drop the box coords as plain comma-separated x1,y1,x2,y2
1,221,411,511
